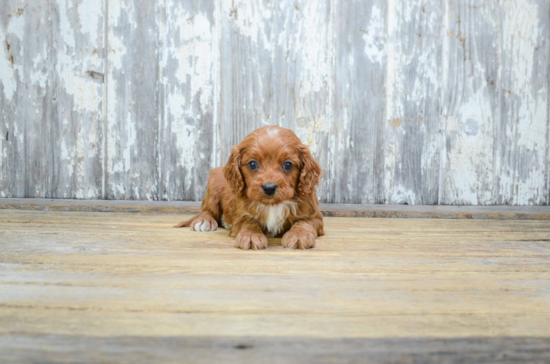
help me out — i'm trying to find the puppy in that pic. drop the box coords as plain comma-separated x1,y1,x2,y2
175,126,324,250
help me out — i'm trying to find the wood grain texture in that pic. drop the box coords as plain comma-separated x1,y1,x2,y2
330,0,386,204
157,0,216,201
1,1,549,205
2,198,550,219
0,2,105,200
496,0,549,205
105,0,159,200
382,0,444,205
51,0,105,199
2,335,550,364
218,0,333,202
1,2,27,198
440,0,500,205
1,209,550,361
1,3,53,199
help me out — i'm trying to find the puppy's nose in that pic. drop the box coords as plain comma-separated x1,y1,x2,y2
262,183,277,196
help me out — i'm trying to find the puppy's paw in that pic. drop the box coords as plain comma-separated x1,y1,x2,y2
282,229,316,250
235,232,268,250
191,215,218,232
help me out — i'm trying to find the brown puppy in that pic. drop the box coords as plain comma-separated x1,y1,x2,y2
175,126,324,250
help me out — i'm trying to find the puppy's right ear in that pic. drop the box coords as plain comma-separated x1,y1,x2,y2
224,146,246,196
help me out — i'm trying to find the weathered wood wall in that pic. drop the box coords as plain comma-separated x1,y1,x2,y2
1,0,549,205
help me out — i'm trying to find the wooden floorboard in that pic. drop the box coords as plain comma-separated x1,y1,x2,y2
2,198,550,219
1,209,549,362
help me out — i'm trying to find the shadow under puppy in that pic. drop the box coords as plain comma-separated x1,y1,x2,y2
175,126,324,250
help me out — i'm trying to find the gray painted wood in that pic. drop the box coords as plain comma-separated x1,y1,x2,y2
0,2,105,200
2,335,550,364
1,0,549,205
331,0,386,204
1,3,53,199
440,0,500,205
157,0,216,201
51,0,105,199
382,0,444,205
105,0,159,200
496,0,549,205
218,0,333,199
2,197,550,219
1,2,27,198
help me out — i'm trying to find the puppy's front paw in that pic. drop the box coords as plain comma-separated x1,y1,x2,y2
191,215,218,232
235,232,268,250
282,229,316,250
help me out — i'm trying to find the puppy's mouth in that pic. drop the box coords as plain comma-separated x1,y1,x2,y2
258,195,281,205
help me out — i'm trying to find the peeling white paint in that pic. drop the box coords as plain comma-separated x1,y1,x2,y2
172,11,214,112
499,0,548,205
78,0,102,36
362,5,386,64
446,89,495,204
2,0,549,205
0,12,26,100
65,74,101,112
391,186,417,205
0,37,17,100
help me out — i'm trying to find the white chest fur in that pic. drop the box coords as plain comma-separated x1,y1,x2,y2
257,201,297,238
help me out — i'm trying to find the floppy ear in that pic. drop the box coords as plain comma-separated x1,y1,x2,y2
224,146,246,196
297,145,322,196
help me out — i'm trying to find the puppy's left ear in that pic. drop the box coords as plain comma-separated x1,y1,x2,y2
297,145,322,196
224,146,246,196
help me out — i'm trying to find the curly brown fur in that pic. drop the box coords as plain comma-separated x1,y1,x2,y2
175,126,324,250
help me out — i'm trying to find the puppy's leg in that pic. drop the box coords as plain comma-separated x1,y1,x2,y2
232,220,268,251
189,212,219,232
282,218,323,250
174,167,223,231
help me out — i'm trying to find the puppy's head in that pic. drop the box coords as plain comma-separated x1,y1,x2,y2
224,126,321,205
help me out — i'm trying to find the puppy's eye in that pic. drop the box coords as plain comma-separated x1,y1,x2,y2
282,161,293,171
248,161,259,170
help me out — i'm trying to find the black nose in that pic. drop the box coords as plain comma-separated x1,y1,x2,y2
262,183,277,196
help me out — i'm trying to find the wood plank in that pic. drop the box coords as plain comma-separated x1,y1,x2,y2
2,198,550,219
0,210,550,363
0,209,550,362
381,0,444,205
496,0,550,205
1,335,549,364
50,0,105,199
269,0,333,201
157,0,216,201
0,3,53,198
218,0,271,160
440,0,500,205
217,0,333,201
0,2,105,200
330,0,386,204
0,2,25,198
105,0,159,200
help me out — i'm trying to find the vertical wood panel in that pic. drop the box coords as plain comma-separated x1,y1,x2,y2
51,0,105,199
218,0,275,161
106,0,159,200
496,0,549,205
270,0,333,202
0,2,25,197
382,0,444,205
440,0,500,205
331,0,386,204
1,0,549,205
0,3,53,198
218,0,333,199
157,0,216,201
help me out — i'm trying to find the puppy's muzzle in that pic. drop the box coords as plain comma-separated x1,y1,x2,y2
262,183,277,196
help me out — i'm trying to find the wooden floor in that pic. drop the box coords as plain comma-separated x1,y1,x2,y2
1,209,550,363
